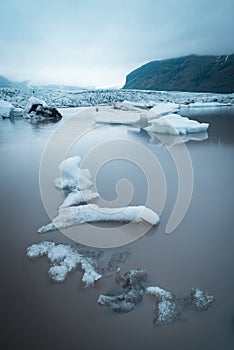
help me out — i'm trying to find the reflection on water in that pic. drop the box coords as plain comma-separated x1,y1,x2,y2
0,108,234,350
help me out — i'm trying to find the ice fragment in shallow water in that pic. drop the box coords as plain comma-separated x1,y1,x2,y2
27,241,128,287
38,204,160,233
60,190,99,208
146,285,214,326
189,287,214,311
98,269,147,312
27,241,101,287
56,157,93,191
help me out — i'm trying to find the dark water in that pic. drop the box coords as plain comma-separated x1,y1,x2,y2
0,108,234,350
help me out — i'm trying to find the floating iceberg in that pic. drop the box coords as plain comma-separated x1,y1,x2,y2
27,241,129,287
146,285,214,326
0,100,14,117
98,269,147,312
38,204,160,233
145,114,209,135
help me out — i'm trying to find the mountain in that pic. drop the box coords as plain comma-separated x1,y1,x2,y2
123,54,234,93
0,75,28,88
0,75,14,88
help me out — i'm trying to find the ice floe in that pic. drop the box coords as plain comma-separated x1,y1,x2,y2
95,108,141,125
145,114,209,135
38,205,160,233
145,102,180,120
26,241,128,287
98,269,147,312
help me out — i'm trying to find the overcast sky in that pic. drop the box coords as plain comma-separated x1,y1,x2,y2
0,0,234,87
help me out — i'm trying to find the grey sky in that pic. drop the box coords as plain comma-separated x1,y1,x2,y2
0,0,234,87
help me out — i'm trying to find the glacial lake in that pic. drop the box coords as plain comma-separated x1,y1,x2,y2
0,107,234,350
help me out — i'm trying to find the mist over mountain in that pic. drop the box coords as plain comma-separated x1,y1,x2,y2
123,54,234,93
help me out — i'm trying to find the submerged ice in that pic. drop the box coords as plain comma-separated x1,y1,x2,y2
146,285,214,326
27,241,129,287
97,272,214,324
27,241,101,286
98,269,147,312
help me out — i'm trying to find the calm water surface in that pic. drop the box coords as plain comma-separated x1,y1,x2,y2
0,107,234,350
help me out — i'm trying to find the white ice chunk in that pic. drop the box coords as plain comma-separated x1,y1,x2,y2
191,288,214,310
95,109,140,125
26,241,102,287
55,157,93,191
146,103,180,120
145,114,209,135
26,241,55,257
10,107,23,117
60,190,99,208
157,300,177,323
38,204,160,233
0,100,14,117
146,286,173,300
